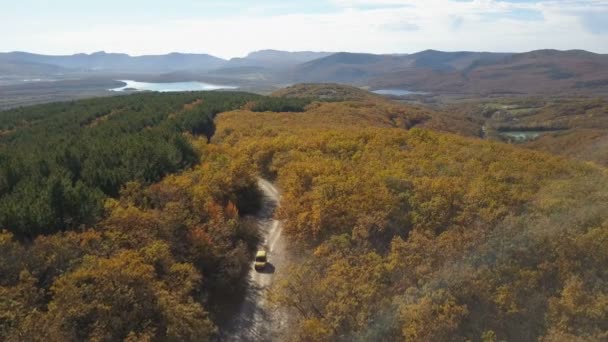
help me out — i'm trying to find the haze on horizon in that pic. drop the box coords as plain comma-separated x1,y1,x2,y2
2,0,608,59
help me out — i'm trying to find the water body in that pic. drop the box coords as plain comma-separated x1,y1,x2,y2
498,130,563,142
372,89,426,96
110,80,237,92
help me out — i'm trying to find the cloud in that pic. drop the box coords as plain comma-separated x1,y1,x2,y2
382,22,420,31
581,11,608,34
0,0,607,57
451,16,465,30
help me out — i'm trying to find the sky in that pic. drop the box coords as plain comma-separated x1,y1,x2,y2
1,0,607,58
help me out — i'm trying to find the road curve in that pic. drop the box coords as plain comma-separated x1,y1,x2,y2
220,178,288,341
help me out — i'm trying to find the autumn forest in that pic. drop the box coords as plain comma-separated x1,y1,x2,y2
1,84,607,341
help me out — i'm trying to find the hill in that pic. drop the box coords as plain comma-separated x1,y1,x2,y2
271,83,481,136
292,52,411,83
0,60,67,77
408,49,512,71
271,83,380,101
524,128,608,166
0,51,227,74
0,50,334,78
369,49,608,96
289,50,510,83
209,50,335,85
224,50,332,69
446,97,608,165
0,87,607,340
283,49,608,96
214,87,608,341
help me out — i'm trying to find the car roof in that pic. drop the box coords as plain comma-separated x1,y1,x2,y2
256,250,267,257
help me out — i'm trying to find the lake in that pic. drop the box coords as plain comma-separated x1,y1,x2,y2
498,130,564,142
110,80,238,92
372,89,426,96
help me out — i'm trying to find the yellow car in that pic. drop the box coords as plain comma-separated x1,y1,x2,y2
254,250,267,271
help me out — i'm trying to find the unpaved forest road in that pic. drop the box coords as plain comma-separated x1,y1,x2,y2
220,178,288,341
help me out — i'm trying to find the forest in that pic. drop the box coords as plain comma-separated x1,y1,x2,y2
1,85,607,341
0,141,262,340
0,91,259,238
214,89,608,341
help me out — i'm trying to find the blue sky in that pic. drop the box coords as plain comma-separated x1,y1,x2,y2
1,0,607,58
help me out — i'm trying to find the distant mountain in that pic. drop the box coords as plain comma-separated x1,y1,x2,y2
224,50,333,69
0,51,227,74
369,49,608,95
0,59,67,76
407,50,512,71
288,49,608,95
292,51,517,82
292,52,412,83
300,52,391,67
0,49,333,81
2,49,607,97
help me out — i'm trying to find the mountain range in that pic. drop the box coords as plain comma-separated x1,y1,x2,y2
0,51,226,74
0,50,329,74
1,49,608,96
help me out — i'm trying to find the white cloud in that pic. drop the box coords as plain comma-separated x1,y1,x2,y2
1,0,607,57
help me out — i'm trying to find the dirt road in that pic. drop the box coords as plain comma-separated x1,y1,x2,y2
220,178,288,341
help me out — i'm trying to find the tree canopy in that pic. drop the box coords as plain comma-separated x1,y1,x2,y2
1,87,607,341
0,91,259,238
214,95,608,341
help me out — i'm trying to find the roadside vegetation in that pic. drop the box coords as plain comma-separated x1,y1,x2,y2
214,85,608,341
0,141,261,340
0,91,265,340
